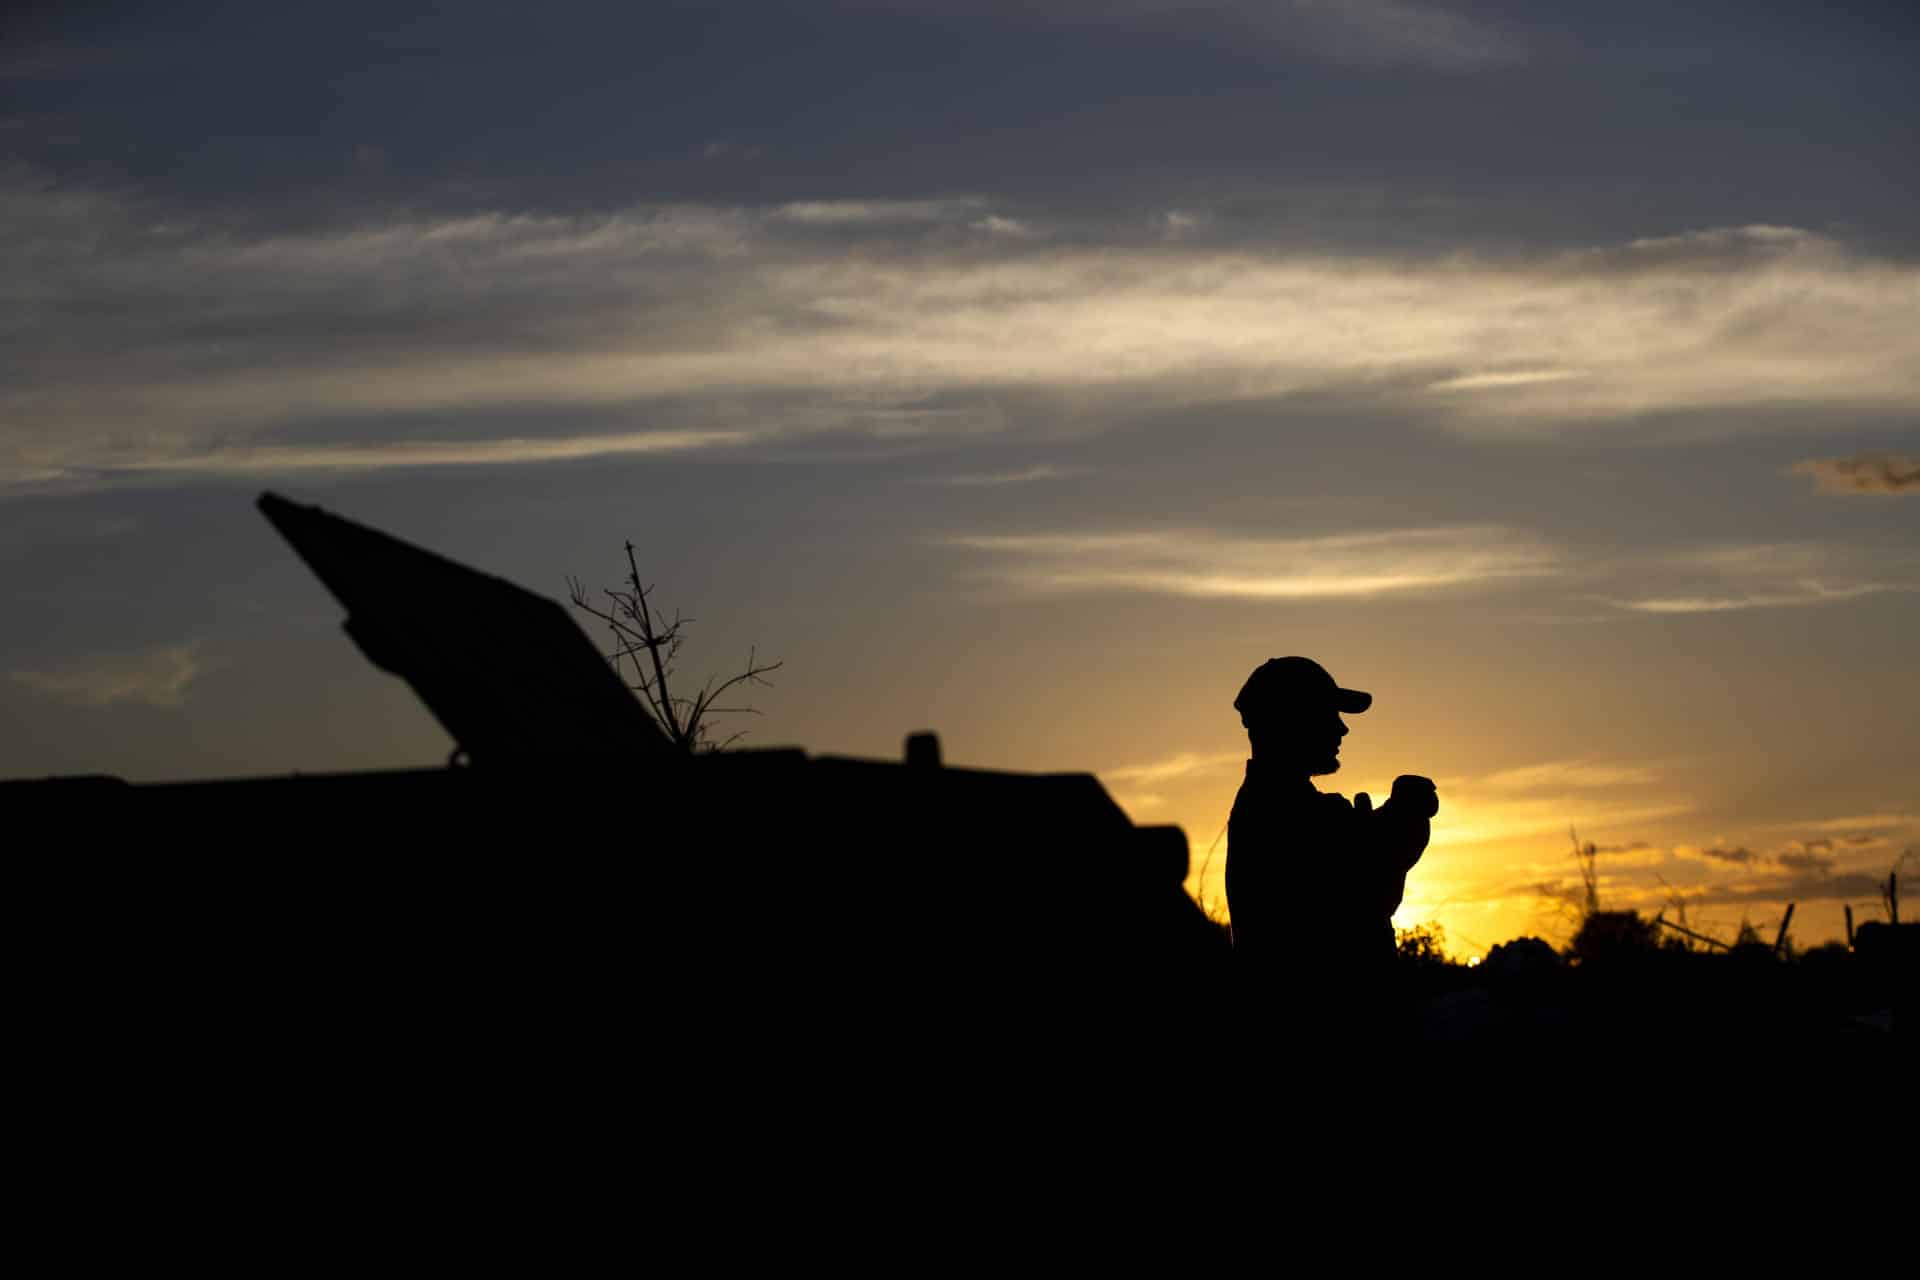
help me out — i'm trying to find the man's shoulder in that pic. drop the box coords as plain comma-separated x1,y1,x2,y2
1231,780,1351,840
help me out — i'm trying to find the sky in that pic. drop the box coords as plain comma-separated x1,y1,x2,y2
4,0,1916,954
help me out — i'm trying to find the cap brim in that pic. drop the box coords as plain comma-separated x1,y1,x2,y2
1336,687,1372,713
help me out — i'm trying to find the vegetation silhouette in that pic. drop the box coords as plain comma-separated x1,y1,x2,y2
567,542,781,753
1407,829,1914,1066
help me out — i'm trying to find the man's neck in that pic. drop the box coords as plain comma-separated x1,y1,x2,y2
1247,755,1316,791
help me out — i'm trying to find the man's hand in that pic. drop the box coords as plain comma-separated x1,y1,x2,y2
1354,776,1439,819
1356,775,1437,875
1356,775,1438,881
1389,773,1439,819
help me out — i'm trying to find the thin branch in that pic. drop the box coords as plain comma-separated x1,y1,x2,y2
624,540,685,745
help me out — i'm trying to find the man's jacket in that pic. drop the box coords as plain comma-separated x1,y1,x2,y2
1224,761,1424,994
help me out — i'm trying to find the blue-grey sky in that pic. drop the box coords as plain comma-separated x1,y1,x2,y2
5,1,1915,949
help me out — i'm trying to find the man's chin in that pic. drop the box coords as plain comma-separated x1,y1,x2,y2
1310,757,1341,777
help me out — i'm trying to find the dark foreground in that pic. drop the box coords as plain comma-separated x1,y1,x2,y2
13,761,1908,1099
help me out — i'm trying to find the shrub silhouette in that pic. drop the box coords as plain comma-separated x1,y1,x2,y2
567,542,781,752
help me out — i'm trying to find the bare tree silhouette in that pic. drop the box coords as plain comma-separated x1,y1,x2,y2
1571,826,1601,919
567,542,781,753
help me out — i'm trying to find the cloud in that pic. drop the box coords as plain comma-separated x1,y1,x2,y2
771,198,984,226
1159,211,1205,240
1584,845,1670,870
1097,749,1246,819
1420,765,1698,879
82,430,753,480
1758,812,1914,836
9,642,213,709
913,464,1079,487
1791,453,1920,497
1427,369,1585,392
1100,750,1244,788
1432,797,1693,853
1608,543,1919,615
1776,850,1835,875
970,216,1038,239
1530,880,1590,912
1474,760,1661,792
1608,224,1817,268
1618,587,1891,614
1690,871,1883,907
6,175,1920,491
1695,845,1759,865
949,529,1913,617
943,525,1560,601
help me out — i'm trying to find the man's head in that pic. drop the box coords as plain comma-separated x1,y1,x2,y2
1234,656,1371,776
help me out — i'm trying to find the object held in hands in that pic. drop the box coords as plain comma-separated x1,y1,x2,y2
1390,773,1440,819
1354,775,1439,820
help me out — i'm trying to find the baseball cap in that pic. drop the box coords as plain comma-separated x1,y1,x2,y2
1233,656,1372,725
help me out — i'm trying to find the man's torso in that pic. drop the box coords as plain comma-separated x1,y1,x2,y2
1225,765,1397,977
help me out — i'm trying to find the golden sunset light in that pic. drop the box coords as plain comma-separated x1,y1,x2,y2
6,3,1915,1092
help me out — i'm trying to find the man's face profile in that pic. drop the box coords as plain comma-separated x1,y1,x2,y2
1295,708,1349,776
1251,707,1349,776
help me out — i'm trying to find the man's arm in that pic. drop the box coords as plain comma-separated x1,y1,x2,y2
1358,775,1437,870
1354,776,1438,915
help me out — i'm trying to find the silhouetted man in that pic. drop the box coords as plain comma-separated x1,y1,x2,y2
1225,657,1437,1039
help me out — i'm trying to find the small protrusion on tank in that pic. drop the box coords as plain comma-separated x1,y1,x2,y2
904,731,942,768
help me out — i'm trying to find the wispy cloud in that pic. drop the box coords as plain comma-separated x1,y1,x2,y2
1098,749,1245,816
1790,453,1920,497
1620,584,1893,614
970,215,1039,239
1433,799,1695,854
6,174,1920,491
913,464,1079,487
771,198,985,226
1427,369,1584,392
1682,845,1760,865
1757,812,1914,836
1775,850,1834,875
943,526,1560,601
10,642,214,709
1474,760,1662,791
1608,543,1919,615
1431,759,1687,854
1688,870,1885,907
92,430,753,478
1101,750,1244,787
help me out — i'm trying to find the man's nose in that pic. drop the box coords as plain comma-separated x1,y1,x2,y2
1337,717,1348,738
